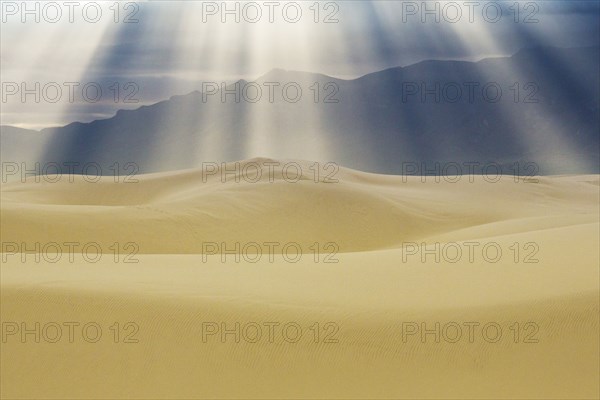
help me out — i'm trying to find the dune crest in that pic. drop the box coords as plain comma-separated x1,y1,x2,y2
1,159,598,254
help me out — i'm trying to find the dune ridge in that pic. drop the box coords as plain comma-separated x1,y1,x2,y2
1,159,598,399
1,158,598,254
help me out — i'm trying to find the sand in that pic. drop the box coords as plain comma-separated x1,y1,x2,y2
1,159,598,399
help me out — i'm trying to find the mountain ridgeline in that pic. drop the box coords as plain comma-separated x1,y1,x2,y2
2,46,599,176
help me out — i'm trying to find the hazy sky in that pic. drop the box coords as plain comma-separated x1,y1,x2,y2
1,0,599,129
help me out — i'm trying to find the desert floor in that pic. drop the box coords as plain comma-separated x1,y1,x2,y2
1,159,598,399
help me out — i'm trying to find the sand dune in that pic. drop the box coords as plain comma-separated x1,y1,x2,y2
1,159,598,253
1,159,598,399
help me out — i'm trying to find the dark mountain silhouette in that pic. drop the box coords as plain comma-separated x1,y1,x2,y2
2,46,598,175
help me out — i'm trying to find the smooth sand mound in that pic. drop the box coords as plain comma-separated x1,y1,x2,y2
1,158,598,253
1,160,598,399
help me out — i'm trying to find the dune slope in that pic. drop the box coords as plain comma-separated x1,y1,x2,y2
1,159,598,253
1,159,598,399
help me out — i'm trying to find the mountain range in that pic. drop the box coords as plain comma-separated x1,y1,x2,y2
2,46,598,175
